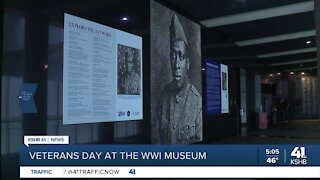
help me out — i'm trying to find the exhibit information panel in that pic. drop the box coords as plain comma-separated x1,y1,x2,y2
205,60,221,114
205,59,229,115
63,13,142,124
220,63,229,113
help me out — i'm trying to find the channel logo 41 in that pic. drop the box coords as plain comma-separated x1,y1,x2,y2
290,147,307,165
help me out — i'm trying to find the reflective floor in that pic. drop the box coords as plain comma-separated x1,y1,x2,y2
215,119,320,144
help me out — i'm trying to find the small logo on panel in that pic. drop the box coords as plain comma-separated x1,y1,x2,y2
132,111,140,116
127,111,131,116
118,111,125,116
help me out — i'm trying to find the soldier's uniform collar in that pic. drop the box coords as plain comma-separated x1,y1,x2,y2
177,81,191,96
165,80,191,96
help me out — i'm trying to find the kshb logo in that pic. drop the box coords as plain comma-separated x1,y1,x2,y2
290,147,307,165
290,147,306,158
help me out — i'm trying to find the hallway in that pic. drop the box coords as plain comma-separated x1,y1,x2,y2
215,119,320,144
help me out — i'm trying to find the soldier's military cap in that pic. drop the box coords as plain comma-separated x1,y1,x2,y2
170,14,188,47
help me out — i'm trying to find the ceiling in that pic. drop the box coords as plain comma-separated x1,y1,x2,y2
163,0,317,74
4,0,318,74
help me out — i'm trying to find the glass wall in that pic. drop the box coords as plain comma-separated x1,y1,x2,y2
1,1,150,179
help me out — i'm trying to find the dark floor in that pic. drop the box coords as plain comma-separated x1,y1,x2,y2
215,119,320,144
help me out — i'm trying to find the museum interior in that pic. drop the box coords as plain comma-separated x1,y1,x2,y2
1,0,320,179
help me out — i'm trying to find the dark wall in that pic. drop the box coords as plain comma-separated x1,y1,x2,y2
202,64,240,143
200,24,253,142
291,75,318,119
262,73,318,120
23,12,48,135
245,70,257,131
315,0,320,120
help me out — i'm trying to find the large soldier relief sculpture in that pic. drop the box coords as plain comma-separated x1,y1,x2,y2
151,1,202,144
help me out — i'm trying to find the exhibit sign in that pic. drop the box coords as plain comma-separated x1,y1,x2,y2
63,13,142,124
205,60,221,115
205,59,229,115
18,83,38,113
220,63,229,113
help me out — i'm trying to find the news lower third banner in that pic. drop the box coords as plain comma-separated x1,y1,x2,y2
20,144,320,178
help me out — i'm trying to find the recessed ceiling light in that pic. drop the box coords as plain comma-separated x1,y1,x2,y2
277,72,281,75
301,77,306,81
269,74,273,77
301,72,305,75
290,72,294,75
122,17,128,21
306,40,311,44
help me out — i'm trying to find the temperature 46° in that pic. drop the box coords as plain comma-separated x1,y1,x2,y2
266,157,279,164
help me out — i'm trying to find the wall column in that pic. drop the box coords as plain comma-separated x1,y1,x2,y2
315,0,320,119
